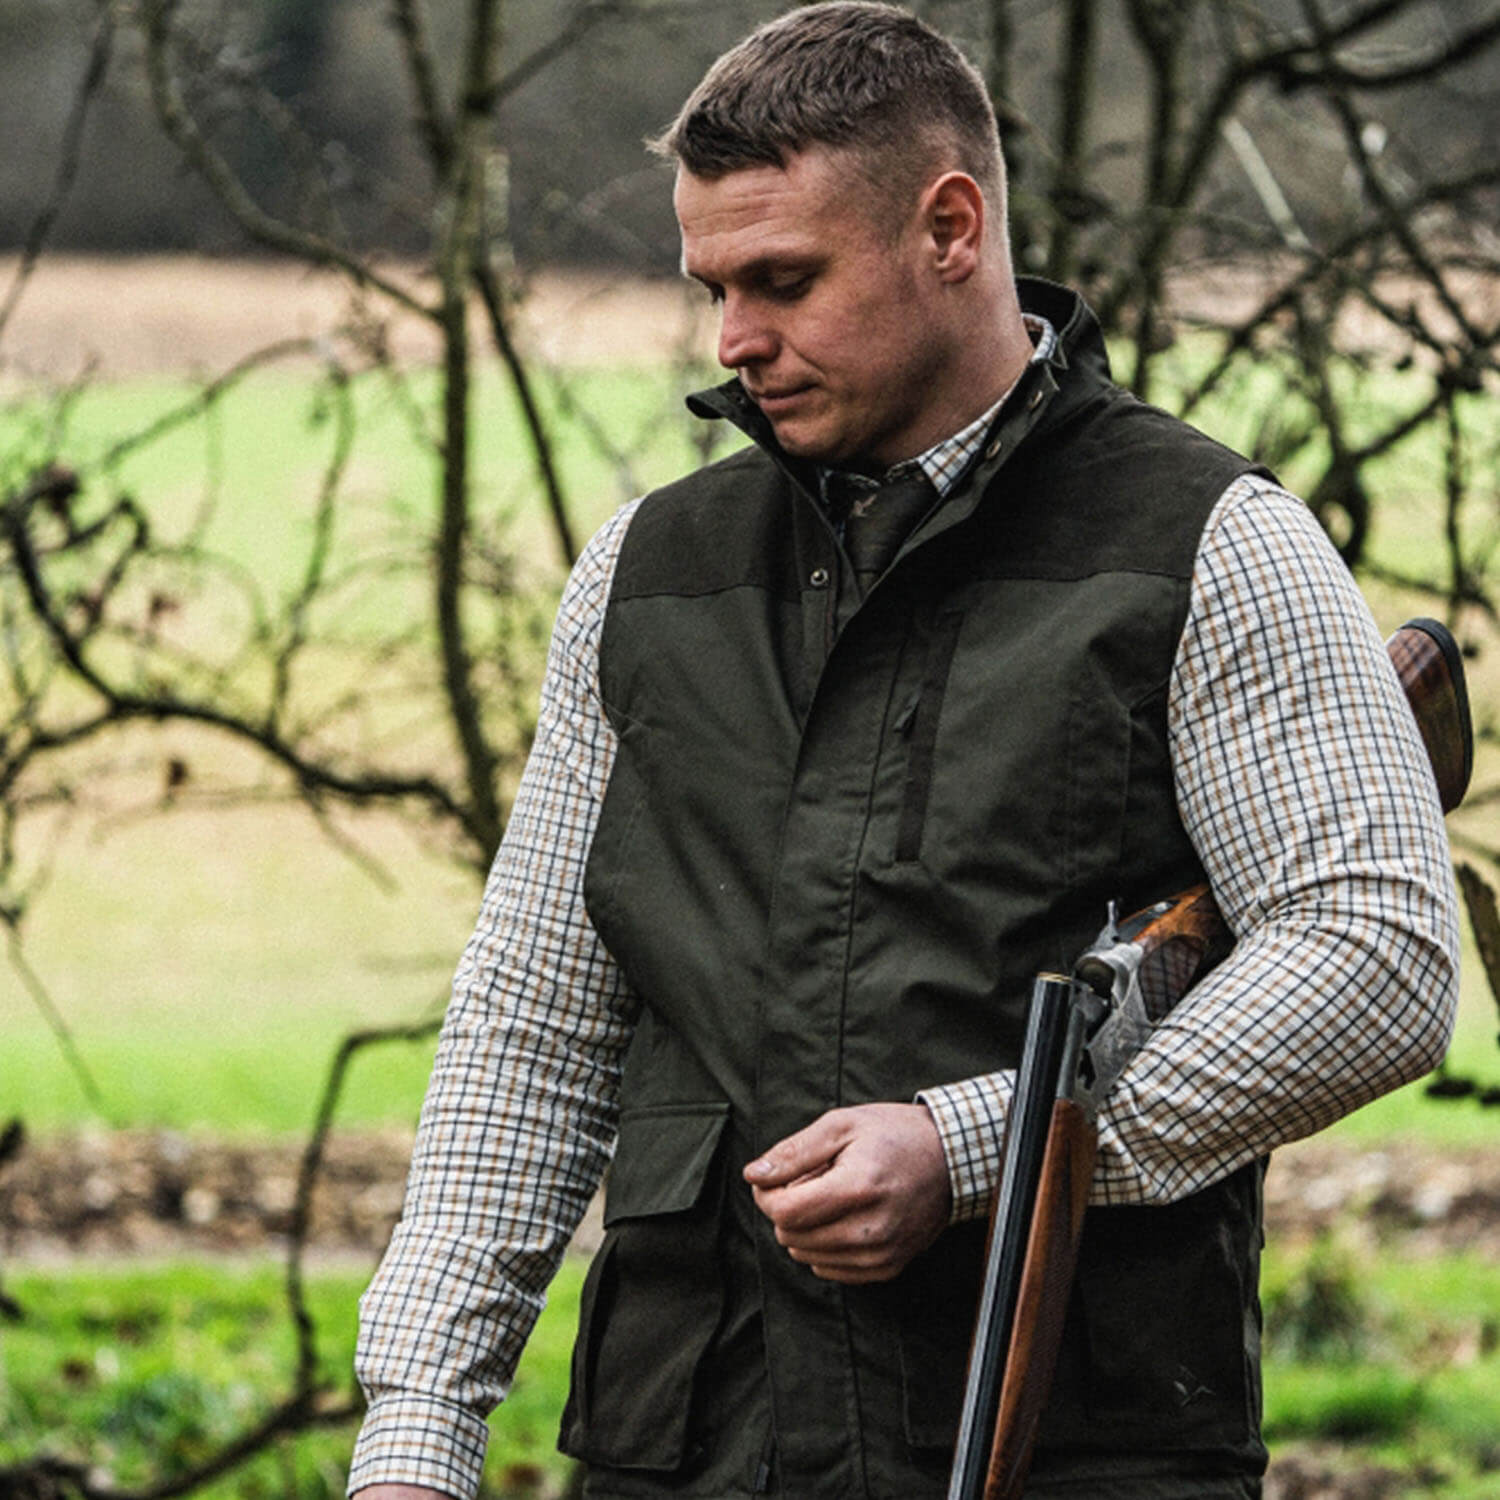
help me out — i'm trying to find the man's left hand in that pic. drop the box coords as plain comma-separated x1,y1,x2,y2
744,1102,951,1284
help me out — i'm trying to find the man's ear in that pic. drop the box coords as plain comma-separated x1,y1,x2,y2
922,171,985,283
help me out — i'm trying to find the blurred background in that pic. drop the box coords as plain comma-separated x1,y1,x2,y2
1,1,1499,1497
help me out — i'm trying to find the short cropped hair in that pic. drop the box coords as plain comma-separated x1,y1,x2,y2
651,2,1004,218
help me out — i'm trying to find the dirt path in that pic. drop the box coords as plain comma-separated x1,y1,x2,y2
6,255,1495,383
4,1128,1492,1500
0,255,714,378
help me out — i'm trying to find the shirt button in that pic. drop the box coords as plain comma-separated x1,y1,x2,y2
809,567,830,589
985,438,1004,459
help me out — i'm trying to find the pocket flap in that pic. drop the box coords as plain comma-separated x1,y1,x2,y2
604,1102,731,1226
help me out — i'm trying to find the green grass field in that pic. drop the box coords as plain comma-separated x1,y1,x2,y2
0,1258,586,1499
0,357,733,1137
4,348,1500,1142
4,1243,1500,1499
1262,1241,1500,1496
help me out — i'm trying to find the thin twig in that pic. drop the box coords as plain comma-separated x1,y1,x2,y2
473,258,579,567
285,1014,443,1388
269,361,356,728
391,0,453,174
5,929,109,1121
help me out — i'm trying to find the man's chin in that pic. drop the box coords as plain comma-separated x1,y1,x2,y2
765,416,845,464
746,390,840,461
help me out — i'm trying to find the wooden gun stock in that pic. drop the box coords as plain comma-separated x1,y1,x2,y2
951,618,1472,1500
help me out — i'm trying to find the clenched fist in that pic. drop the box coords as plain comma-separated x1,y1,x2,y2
744,1101,952,1283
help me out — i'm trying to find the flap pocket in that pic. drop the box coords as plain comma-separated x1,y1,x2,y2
891,1220,987,1449
560,1102,732,1472
1055,1177,1261,1452
604,1102,731,1225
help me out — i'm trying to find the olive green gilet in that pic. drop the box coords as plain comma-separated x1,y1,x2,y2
563,282,1270,1498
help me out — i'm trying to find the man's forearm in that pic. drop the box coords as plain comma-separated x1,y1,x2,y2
923,480,1460,1221
349,506,639,1498
1116,476,1459,1198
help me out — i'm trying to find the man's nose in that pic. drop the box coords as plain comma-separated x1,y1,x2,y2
717,294,777,370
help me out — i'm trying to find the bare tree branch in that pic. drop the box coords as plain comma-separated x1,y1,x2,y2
390,0,454,174
474,258,579,566
421,0,507,855
284,1014,443,1389
1041,0,1101,282
1276,12,1500,94
139,0,432,318
1096,0,1500,333
1121,0,1197,394
1,468,489,856
269,362,356,731
0,0,116,350
495,0,705,104
0,1012,452,1500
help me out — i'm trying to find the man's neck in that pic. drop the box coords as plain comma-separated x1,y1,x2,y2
827,312,1053,497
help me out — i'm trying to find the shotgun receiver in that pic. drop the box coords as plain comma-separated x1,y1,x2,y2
948,617,1472,1500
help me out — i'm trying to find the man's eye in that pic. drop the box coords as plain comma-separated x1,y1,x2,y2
767,275,812,301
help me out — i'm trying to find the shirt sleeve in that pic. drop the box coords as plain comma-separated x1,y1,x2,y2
922,474,1459,1220
347,500,642,1500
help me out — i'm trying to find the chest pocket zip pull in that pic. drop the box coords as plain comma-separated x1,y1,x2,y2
893,689,922,737
753,1424,776,1493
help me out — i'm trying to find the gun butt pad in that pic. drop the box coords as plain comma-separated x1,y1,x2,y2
1387,618,1473,814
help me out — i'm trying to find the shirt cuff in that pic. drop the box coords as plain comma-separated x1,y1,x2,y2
347,1392,491,1500
917,1072,1014,1224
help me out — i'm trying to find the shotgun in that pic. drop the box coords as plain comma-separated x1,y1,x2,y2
948,617,1473,1500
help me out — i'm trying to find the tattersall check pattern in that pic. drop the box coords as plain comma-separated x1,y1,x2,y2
349,466,1458,1496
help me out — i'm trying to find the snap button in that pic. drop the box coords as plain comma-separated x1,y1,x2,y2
984,438,1003,459
809,567,830,588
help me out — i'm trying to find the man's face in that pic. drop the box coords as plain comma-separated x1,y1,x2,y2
676,148,952,469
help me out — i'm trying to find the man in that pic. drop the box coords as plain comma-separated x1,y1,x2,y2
348,6,1458,1498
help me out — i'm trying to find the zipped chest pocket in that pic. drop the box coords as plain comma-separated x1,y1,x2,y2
894,610,965,863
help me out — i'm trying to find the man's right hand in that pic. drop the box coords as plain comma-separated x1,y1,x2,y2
744,1100,951,1283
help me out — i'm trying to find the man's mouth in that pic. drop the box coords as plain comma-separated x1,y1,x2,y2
749,384,814,415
